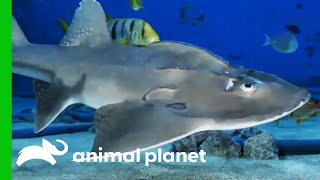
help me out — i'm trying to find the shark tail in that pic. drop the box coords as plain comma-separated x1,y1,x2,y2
12,16,54,83
262,34,271,46
12,16,29,47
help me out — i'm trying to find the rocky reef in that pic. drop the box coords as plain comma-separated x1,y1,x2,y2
200,131,241,158
171,131,211,153
172,131,241,158
239,127,264,139
171,129,279,160
244,132,279,160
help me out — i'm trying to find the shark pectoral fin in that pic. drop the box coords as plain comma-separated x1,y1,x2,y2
92,101,202,153
34,80,74,133
34,75,86,133
59,0,111,47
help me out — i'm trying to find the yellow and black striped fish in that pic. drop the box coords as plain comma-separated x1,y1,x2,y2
58,16,159,47
108,18,159,46
274,99,319,126
128,0,143,11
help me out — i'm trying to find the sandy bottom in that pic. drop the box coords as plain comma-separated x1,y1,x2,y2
12,97,320,179
12,132,320,180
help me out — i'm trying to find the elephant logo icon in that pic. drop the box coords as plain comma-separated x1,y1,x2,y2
16,138,68,166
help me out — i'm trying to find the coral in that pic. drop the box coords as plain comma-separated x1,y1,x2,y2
244,132,279,160
200,131,241,158
88,126,96,133
171,131,211,153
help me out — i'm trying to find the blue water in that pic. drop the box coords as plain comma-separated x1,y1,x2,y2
12,0,320,97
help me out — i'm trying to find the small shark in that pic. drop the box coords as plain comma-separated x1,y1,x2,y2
13,0,309,152
92,69,310,153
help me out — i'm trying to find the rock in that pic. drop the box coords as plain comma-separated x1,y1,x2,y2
239,127,264,139
66,104,96,113
65,104,95,122
20,108,33,114
56,115,77,124
68,111,94,122
77,105,96,113
230,129,241,137
244,132,279,160
171,131,211,153
88,126,96,133
12,109,35,123
66,104,84,110
200,131,241,158
12,115,34,123
12,118,27,123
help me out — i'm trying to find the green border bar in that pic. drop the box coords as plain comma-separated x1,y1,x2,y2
0,0,12,179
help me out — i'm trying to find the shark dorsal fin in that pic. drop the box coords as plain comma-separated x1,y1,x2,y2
59,0,111,47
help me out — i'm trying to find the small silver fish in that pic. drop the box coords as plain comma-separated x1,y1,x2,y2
263,32,298,53
180,2,205,26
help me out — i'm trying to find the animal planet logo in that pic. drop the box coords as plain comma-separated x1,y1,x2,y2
16,138,68,166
